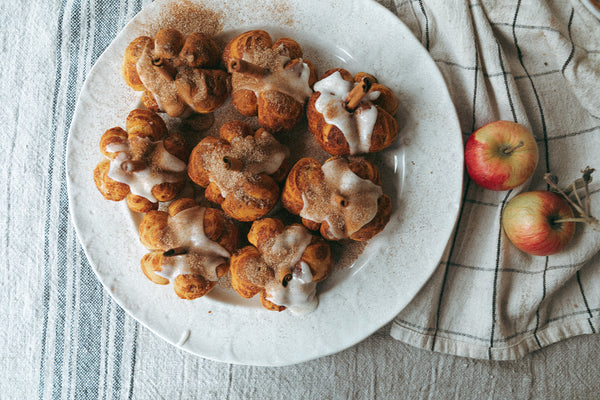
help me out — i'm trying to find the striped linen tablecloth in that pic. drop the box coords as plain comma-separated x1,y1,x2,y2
2,0,600,398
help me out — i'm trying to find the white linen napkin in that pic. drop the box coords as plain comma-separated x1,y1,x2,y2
390,0,600,360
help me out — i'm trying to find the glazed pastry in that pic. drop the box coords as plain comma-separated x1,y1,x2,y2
138,198,239,300
188,120,290,222
307,68,399,155
122,29,229,118
222,30,318,133
93,109,188,213
282,156,392,241
230,218,332,314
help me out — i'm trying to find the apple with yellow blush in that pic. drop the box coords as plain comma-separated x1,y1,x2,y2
501,191,575,256
465,121,539,191
501,168,599,256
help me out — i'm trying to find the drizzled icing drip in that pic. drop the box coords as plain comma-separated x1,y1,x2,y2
300,158,383,239
157,207,230,282
266,261,318,315
105,140,186,203
233,46,313,103
202,130,288,199
314,71,381,154
254,224,316,314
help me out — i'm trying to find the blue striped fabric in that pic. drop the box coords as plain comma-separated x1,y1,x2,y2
36,1,146,398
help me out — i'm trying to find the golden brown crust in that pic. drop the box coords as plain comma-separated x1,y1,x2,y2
307,68,399,155
138,210,169,249
282,157,391,241
141,90,160,112
122,36,154,91
229,218,333,312
259,291,286,312
141,252,169,285
99,127,128,159
93,159,129,201
223,30,317,133
187,121,289,222
230,246,265,298
122,29,229,117
138,199,239,300
173,274,217,300
370,83,399,116
126,193,158,213
126,107,168,143
187,136,225,187
180,33,221,68
154,29,185,59
247,218,285,249
257,90,303,133
93,109,188,213
168,198,197,216
231,89,258,116
281,157,322,216
273,37,303,59
349,194,392,241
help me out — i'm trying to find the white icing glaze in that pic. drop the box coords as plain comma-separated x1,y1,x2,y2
157,207,230,282
153,142,187,172
250,224,318,314
262,224,313,267
300,158,383,239
105,140,186,203
105,142,129,154
266,261,318,315
313,71,381,154
234,50,313,104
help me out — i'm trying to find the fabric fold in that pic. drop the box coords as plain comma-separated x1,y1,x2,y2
391,0,600,360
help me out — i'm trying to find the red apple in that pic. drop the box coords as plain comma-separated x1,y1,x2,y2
465,121,539,191
501,191,575,256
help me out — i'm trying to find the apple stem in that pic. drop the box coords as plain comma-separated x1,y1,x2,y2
572,180,585,214
545,174,586,215
554,217,591,224
544,167,600,232
502,141,524,155
562,178,587,196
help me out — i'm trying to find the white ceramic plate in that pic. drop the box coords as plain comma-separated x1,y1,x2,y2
67,0,463,366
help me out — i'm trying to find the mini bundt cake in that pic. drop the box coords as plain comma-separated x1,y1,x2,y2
230,218,333,314
122,29,229,118
222,30,318,132
282,156,392,241
187,120,290,221
307,68,399,155
138,198,239,300
93,109,188,213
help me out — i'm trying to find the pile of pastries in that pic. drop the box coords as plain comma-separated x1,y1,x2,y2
94,29,400,315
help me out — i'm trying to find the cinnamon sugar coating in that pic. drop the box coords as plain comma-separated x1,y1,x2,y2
223,30,318,133
122,29,229,118
93,109,188,213
139,198,239,300
188,120,290,222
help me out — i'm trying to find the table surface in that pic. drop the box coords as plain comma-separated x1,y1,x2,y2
2,0,600,398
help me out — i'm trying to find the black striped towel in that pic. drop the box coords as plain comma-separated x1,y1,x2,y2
391,0,600,360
